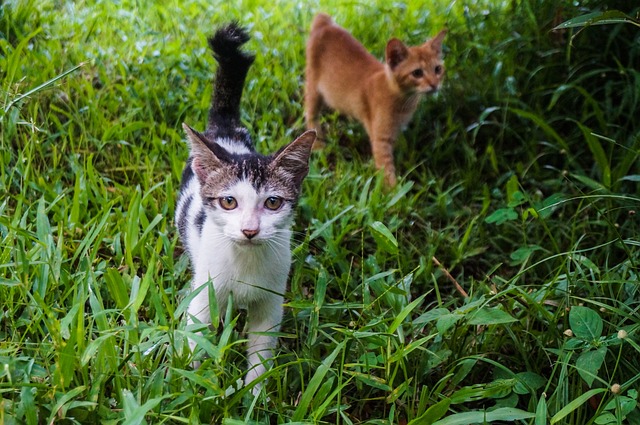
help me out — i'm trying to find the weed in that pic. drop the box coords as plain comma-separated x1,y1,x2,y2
1,0,639,423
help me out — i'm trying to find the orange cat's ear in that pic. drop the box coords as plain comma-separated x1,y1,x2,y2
385,38,409,69
428,29,447,55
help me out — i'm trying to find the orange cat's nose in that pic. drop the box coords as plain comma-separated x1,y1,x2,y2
242,228,259,239
423,83,438,93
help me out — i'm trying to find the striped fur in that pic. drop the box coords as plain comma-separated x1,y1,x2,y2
175,23,316,394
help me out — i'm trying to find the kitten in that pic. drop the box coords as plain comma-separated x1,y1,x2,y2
175,23,316,394
304,13,446,187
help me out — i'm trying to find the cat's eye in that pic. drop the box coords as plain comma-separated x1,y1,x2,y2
411,69,424,78
218,196,238,210
264,196,283,211
434,65,443,75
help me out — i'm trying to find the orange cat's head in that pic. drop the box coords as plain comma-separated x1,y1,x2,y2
385,29,447,95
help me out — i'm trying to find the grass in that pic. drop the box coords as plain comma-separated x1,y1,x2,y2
1,0,639,423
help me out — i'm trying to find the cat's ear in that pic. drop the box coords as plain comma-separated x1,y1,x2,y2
271,130,316,187
428,29,447,56
183,123,223,183
385,38,409,69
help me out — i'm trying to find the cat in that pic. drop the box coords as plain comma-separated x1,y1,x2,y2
174,22,316,394
304,13,446,187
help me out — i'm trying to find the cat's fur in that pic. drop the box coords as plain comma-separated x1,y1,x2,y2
175,23,316,393
304,13,446,187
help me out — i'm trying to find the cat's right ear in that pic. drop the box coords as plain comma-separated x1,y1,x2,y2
183,123,207,153
385,38,409,69
183,123,222,183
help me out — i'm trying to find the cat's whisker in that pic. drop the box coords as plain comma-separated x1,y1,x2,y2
263,238,290,256
290,230,325,252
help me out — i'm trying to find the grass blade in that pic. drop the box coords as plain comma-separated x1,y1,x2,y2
292,340,346,421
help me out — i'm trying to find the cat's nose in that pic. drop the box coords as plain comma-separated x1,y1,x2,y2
242,228,259,239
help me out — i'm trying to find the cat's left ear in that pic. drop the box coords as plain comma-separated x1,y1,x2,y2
271,130,317,187
428,29,447,56
386,38,409,69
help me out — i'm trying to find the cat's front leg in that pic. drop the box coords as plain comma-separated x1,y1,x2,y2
369,133,398,187
185,280,211,367
244,296,283,395
186,278,227,366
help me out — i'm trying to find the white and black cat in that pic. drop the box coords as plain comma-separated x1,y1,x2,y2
175,23,316,393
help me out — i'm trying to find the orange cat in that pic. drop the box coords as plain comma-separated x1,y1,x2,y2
305,13,446,186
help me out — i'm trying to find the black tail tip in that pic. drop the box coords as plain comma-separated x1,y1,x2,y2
208,22,253,62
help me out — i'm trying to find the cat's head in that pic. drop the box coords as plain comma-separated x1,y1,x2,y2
385,29,447,95
183,124,316,245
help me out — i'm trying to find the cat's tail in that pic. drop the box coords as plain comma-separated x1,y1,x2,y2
206,22,255,135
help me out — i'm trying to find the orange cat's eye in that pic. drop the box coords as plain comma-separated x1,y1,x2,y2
219,196,238,210
435,65,443,75
411,69,424,78
264,196,283,211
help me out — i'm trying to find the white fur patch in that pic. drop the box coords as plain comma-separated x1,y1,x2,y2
216,137,252,155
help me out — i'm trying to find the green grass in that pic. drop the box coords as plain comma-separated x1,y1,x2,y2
1,0,639,423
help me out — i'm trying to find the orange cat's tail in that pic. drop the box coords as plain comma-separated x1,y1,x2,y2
310,13,333,33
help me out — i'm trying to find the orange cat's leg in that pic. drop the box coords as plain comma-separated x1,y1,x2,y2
366,118,398,186
370,136,397,187
304,74,325,150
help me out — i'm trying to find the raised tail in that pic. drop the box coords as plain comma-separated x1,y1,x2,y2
206,22,255,138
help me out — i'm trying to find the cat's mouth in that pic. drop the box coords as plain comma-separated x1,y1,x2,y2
233,237,264,246
420,85,438,94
